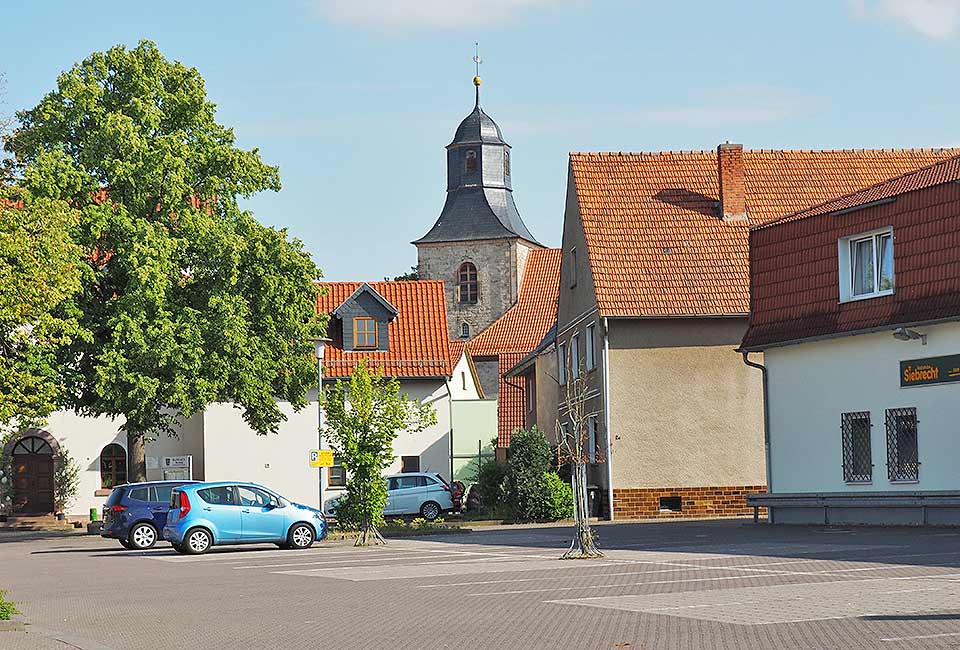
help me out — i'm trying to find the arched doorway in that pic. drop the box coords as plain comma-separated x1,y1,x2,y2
10,435,56,514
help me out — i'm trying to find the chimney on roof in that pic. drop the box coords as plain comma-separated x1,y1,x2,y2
717,142,747,222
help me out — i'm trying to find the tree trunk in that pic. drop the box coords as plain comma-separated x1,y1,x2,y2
355,513,386,547
563,462,603,559
127,430,147,483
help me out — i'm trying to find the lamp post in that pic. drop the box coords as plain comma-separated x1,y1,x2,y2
312,337,331,510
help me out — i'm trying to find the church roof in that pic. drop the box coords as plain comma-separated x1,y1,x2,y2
449,102,506,147
569,147,960,318
415,186,540,245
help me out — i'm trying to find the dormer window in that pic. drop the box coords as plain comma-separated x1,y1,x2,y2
838,228,894,302
504,150,510,176
353,317,378,349
465,149,477,173
458,262,478,304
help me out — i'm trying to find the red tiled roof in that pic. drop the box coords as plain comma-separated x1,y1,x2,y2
758,154,960,228
742,163,960,350
498,353,526,447
570,148,960,317
317,281,452,378
469,248,561,356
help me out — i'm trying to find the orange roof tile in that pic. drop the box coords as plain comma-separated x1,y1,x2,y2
317,280,452,379
468,248,561,356
570,148,960,317
498,353,526,447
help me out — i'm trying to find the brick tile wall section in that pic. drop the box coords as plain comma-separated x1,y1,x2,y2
612,485,767,520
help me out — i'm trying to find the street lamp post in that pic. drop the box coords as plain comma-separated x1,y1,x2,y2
313,337,331,511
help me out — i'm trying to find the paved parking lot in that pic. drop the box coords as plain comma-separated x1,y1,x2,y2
3,520,960,649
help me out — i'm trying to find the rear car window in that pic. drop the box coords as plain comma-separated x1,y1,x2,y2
197,486,237,505
105,488,125,507
151,486,174,503
128,487,149,502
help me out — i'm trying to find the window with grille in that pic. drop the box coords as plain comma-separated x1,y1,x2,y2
841,411,872,483
458,262,478,304
353,317,378,349
885,407,919,482
100,443,127,488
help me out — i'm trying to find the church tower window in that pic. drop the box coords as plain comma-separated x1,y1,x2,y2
458,262,478,304
504,150,510,177
465,149,478,173
460,322,471,339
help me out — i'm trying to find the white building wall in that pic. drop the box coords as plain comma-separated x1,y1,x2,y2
766,321,960,494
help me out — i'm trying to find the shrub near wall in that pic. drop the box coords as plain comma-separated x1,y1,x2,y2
506,427,573,522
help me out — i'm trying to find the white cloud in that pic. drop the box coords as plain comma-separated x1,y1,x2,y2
310,0,579,31
851,0,960,39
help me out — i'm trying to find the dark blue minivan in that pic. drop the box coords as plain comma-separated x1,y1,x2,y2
102,481,197,549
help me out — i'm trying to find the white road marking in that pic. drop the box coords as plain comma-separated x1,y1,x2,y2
881,632,960,642
232,553,460,570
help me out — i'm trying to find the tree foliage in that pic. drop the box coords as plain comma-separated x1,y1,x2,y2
0,194,83,434
322,359,436,545
505,426,572,522
4,41,325,479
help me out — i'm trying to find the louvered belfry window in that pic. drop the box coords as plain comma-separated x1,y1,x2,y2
885,407,919,482
841,412,872,483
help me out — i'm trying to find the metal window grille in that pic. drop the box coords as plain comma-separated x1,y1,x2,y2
885,407,919,481
841,411,872,482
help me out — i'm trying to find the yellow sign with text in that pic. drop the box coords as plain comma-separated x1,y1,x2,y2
309,449,334,468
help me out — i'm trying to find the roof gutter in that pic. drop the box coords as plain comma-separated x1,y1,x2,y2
740,315,960,353
740,351,772,498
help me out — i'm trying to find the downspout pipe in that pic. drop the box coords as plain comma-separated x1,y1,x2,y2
444,380,454,482
740,350,772,501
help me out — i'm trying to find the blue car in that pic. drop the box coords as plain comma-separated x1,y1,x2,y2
162,482,327,555
102,481,198,550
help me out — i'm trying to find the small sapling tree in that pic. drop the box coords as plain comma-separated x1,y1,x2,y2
556,370,604,559
322,360,436,546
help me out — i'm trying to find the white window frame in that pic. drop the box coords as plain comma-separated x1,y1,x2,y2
587,416,598,465
571,332,580,378
838,227,894,303
558,341,567,386
585,323,596,371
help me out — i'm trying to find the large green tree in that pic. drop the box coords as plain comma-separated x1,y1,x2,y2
322,360,436,546
4,41,325,479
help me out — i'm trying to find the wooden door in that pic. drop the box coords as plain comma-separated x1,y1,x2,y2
11,446,56,514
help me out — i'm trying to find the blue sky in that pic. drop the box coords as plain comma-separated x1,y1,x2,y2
4,1,960,280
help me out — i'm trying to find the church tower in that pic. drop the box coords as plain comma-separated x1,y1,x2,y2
414,74,542,340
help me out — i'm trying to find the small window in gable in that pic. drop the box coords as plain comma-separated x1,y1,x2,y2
465,149,478,173
838,228,894,302
458,262,478,304
354,317,378,349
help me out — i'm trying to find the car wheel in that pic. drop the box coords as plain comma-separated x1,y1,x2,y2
420,501,441,521
129,523,158,550
287,523,315,550
118,539,133,550
184,528,213,555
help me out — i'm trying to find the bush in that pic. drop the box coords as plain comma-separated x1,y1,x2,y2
506,427,572,522
0,590,18,620
475,458,507,513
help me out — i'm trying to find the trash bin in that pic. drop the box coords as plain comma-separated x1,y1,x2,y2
89,507,99,523
586,486,601,518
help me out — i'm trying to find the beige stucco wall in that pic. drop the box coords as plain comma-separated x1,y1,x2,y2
607,318,766,489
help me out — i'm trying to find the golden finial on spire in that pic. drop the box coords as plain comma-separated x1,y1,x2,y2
473,42,483,88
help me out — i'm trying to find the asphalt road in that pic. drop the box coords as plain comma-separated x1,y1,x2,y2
3,520,960,649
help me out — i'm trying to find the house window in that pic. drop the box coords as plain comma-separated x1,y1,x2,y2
587,416,598,464
659,496,682,512
328,455,346,487
841,411,872,483
100,443,127,489
465,149,478,173
353,317,378,349
458,262,478,304
525,373,536,413
839,228,894,301
461,371,467,391
504,149,511,176
571,333,580,378
585,323,596,371
401,455,420,473
558,341,567,385
569,248,578,289
886,407,919,482
460,322,470,339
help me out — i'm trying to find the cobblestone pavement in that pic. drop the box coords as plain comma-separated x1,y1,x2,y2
3,520,960,649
